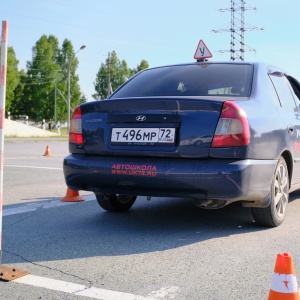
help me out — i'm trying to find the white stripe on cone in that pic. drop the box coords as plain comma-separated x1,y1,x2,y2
270,273,299,293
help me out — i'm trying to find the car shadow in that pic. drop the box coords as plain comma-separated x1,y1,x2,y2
2,194,277,264
288,189,300,202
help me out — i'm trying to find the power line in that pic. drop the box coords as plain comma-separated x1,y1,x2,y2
212,0,263,61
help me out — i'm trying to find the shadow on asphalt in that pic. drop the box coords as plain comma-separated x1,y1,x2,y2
2,191,284,263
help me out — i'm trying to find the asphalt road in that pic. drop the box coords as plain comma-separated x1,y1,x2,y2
1,138,300,299
3,138,91,206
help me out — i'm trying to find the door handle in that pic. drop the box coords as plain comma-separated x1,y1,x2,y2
288,125,294,134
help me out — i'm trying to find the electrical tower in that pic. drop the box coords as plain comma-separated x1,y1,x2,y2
212,0,263,61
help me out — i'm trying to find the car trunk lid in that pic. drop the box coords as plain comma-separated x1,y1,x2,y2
78,97,224,158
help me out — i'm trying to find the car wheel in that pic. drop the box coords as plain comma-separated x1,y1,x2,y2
95,193,137,212
251,157,289,227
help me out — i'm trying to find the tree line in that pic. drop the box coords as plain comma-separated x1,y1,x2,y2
4,34,149,123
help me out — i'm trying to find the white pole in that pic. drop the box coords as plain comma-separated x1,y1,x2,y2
54,80,57,125
0,20,8,267
67,55,70,133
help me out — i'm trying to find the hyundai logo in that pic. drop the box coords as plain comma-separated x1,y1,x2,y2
136,115,146,121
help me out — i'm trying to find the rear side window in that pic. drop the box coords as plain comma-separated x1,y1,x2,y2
287,76,300,102
269,73,298,111
110,63,253,98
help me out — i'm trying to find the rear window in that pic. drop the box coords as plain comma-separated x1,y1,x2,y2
110,63,253,98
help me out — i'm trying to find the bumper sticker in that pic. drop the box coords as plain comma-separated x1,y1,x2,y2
112,164,157,177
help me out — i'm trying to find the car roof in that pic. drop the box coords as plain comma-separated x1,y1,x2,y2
142,61,287,74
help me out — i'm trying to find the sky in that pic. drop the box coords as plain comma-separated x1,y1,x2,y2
1,0,300,102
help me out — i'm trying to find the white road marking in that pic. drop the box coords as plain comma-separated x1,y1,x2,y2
3,198,181,299
14,274,156,300
148,286,179,299
3,194,95,216
4,164,63,170
76,286,155,300
15,275,86,294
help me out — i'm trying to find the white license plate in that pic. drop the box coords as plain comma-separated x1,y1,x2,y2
111,128,176,143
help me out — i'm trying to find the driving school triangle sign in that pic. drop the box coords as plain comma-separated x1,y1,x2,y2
194,40,213,60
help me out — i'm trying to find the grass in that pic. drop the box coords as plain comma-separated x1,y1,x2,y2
59,127,69,137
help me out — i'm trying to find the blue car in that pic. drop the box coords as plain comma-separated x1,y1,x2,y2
63,61,300,227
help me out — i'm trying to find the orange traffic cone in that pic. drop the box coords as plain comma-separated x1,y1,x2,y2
61,188,84,202
268,253,300,300
43,145,52,157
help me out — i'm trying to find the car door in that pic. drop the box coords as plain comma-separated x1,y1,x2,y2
269,70,300,184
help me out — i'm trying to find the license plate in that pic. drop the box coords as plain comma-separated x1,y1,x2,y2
111,128,176,144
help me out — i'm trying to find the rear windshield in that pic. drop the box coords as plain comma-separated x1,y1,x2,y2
110,63,253,98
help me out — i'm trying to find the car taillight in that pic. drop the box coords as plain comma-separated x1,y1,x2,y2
69,106,83,145
212,101,250,147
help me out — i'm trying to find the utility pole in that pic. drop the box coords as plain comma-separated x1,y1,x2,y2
67,54,71,131
212,0,263,61
54,80,57,125
107,52,111,97
67,45,86,132
0,20,8,269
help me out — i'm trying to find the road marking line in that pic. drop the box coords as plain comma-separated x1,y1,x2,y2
4,164,63,170
2,201,71,216
15,274,86,294
3,194,95,216
3,205,39,216
148,286,180,298
5,155,65,159
14,274,155,300
76,286,155,299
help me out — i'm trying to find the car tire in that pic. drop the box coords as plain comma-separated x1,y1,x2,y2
95,193,137,212
251,157,289,227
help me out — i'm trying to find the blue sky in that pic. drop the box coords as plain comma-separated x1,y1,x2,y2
1,0,300,101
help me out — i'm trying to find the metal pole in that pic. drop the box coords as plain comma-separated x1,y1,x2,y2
54,80,57,125
240,0,245,61
230,0,235,61
67,45,86,133
67,56,70,133
107,52,111,97
0,20,8,267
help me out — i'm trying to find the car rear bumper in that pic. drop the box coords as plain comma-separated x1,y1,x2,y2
63,154,277,207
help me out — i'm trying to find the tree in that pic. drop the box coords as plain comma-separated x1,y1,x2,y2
21,35,83,122
80,93,88,103
9,69,26,116
56,39,82,121
135,59,149,73
23,35,61,121
93,51,149,100
3,47,20,112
